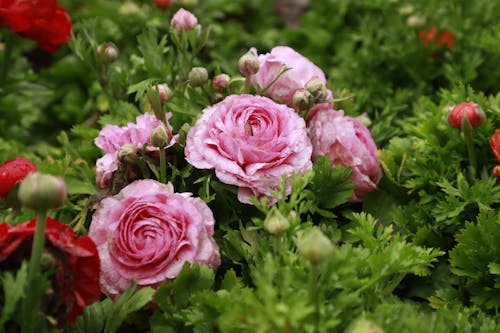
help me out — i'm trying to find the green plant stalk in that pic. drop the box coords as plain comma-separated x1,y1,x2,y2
308,263,320,333
159,146,167,183
29,210,48,280
0,32,12,89
461,116,477,179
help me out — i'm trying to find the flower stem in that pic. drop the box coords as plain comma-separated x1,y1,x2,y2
461,116,477,178
0,32,13,91
308,263,320,333
29,210,48,280
159,146,167,183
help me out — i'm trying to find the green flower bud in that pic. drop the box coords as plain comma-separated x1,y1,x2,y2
188,67,209,87
292,89,313,111
118,144,138,164
18,173,67,211
264,207,290,235
152,83,172,104
305,77,327,101
238,50,260,77
151,126,171,148
345,318,384,333
298,228,333,264
97,42,119,63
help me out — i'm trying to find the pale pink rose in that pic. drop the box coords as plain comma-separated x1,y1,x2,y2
249,46,332,107
170,8,198,32
89,179,221,299
185,94,312,204
307,107,381,202
94,113,175,190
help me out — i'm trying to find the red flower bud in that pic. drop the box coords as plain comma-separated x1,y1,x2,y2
447,102,485,129
489,129,500,164
153,0,175,8
213,73,231,91
0,157,37,199
97,42,119,63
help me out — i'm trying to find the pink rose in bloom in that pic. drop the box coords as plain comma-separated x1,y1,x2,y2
447,102,485,129
89,179,220,299
185,94,313,204
307,106,381,202
249,46,332,107
94,113,175,190
170,8,198,32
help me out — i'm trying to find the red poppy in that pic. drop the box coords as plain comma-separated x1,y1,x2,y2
418,26,455,50
0,157,37,199
490,129,500,164
0,217,101,324
0,0,72,53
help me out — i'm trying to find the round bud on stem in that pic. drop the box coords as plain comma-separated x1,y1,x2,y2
298,228,333,264
151,126,171,148
188,67,209,87
238,50,260,77
448,102,486,129
292,89,313,111
97,42,119,63
118,144,138,164
213,73,231,91
18,173,67,211
264,207,290,235
170,8,198,32
305,77,327,102
152,83,172,104
345,318,384,333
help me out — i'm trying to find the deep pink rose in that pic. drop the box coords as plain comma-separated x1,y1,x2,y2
94,113,175,190
307,107,381,202
89,179,220,299
249,46,332,107
185,94,312,204
170,8,198,32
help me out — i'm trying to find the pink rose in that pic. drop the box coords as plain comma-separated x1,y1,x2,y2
185,94,312,204
89,179,220,299
170,8,198,32
249,46,332,107
307,107,381,202
94,113,175,191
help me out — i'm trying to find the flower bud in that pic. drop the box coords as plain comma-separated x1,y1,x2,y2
264,207,290,235
119,1,141,15
238,50,260,77
151,126,171,148
447,102,485,129
356,113,372,127
292,89,313,111
118,144,138,164
97,42,119,63
153,0,174,9
345,318,384,333
305,77,327,101
489,128,500,163
170,8,198,32
18,173,67,211
298,228,333,264
406,14,426,27
493,165,500,178
0,157,37,199
188,67,209,87
398,4,414,15
152,83,172,104
213,73,231,91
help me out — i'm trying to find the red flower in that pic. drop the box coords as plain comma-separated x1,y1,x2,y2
0,157,37,199
0,217,101,324
490,129,500,164
0,0,72,53
152,0,174,8
418,26,455,50
447,102,485,129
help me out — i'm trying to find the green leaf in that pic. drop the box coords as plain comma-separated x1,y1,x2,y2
0,262,28,327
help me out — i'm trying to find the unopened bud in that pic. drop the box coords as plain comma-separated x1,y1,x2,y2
305,77,327,101
398,4,414,15
153,0,174,9
213,73,231,91
170,8,198,32
264,207,290,235
151,126,171,148
119,1,141,15
494,165,500,178
292,89,313,111
97,42,119,63
118,144,138,164
356,113,372,127
298,228,333,264
152,83,172,104
345,318,384,333
406,14,426,27
447,102,486,129
188,67,208,87
238,50,260,77
18,173,67,211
